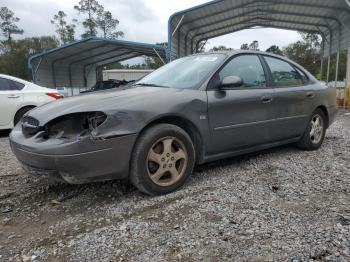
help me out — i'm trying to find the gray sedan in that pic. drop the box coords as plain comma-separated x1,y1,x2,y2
10,51,337,195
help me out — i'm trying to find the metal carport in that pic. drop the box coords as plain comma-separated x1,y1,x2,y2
168,0,350,97
29,37,167,88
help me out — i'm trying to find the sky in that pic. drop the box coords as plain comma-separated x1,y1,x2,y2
2,0,301,51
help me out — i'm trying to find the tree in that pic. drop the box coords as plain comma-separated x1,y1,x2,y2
249,40,259,51
328,51,347,82
210,45,232,52
74,0,103,38
240,43,249,50
0,36,59,80
0,7,23,41
97,10,124,39
51,11,76,44
266,45,283,56
283,32,322,77
299,32,321,49
283,40,320,77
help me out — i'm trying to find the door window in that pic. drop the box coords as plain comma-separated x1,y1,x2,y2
9,79,25,90
0,78,11,91
264,56,304,87
0,78,25,91
294,67,309,84
219,55,266,88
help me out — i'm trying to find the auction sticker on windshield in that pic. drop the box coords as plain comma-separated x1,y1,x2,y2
194,56,218,62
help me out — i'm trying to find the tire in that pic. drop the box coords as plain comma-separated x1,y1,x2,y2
130,124,195,195
14,107,35,126
297,108,327,151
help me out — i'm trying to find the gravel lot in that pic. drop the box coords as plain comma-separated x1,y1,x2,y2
0,112,349,261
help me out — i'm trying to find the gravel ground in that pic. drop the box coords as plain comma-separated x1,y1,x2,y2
0,112,349,262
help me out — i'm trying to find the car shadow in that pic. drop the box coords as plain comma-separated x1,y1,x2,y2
0,129,11,138
194,143,297,174
25,143,298,204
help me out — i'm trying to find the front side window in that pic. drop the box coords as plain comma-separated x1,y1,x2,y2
135,54,226,89
264,56,304,87
219,55,267,88
295,67,309,84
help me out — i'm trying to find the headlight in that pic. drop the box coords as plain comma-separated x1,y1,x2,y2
43,112,107,140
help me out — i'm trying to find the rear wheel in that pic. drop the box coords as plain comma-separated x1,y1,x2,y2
14,106,35,126
130,124,195,195
297,109,326,150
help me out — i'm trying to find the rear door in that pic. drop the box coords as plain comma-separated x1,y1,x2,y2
262,56,314,140
0,77,24,127
207,54,276,154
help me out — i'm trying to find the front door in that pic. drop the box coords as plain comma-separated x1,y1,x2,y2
207,54,275,154
0,77,24,127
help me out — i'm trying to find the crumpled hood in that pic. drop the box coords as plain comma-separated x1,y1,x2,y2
26,86,182,126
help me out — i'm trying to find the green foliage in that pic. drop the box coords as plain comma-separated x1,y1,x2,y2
265,45,283,56
74,0,124,39
283,33,321,77
240,41,259,51
0,36,59,80
240,43,249,50
51,11,76,44
74,0,103,38
0,7,23,41
249,40,259,51
325,51,348,82
97,11,124,39
210,45,233,52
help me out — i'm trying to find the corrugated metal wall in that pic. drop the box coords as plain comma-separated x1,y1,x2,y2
169,0,350,60
32,60,97,88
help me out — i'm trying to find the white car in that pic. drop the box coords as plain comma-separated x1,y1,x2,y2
0,74,63,130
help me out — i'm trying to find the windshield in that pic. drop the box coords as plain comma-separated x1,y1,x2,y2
135,54,226,89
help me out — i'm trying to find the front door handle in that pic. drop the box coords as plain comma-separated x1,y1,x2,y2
7,95,20,99
306,92,314,99
261,96,273,103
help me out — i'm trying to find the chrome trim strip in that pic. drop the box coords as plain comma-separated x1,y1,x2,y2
214,115,308,131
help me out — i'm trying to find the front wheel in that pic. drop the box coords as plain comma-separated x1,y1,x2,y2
130,124,195,195
297,109,327,150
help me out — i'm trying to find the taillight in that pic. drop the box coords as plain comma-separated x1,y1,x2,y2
46,92,63,100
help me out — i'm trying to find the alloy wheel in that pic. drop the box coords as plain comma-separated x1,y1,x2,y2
310,114,324,144
146,136,188,187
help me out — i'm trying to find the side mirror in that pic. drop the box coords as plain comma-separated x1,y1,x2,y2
220,76,243,88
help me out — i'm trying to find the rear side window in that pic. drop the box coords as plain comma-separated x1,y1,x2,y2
9,79,25,90
0,78,25,91
219,55,266,88
0,78,11,91
264,56,304,87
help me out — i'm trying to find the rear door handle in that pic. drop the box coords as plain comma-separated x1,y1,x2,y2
306,92,314,99
261,96,273,103
8,94,20,99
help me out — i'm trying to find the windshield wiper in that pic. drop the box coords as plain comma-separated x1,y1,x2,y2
133,82,169,88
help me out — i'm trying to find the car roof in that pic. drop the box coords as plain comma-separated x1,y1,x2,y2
0,74,32,85
194,49,287,60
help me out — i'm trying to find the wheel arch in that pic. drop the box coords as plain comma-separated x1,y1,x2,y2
13,105,36,125
139,115,204,164
315,105,329,128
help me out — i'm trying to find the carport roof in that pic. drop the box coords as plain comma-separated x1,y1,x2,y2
168,0,350,59
29,36,167,69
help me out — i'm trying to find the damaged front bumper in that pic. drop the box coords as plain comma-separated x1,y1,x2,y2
10,123,137,184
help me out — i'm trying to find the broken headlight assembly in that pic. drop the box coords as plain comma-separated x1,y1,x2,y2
42,112,107,140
